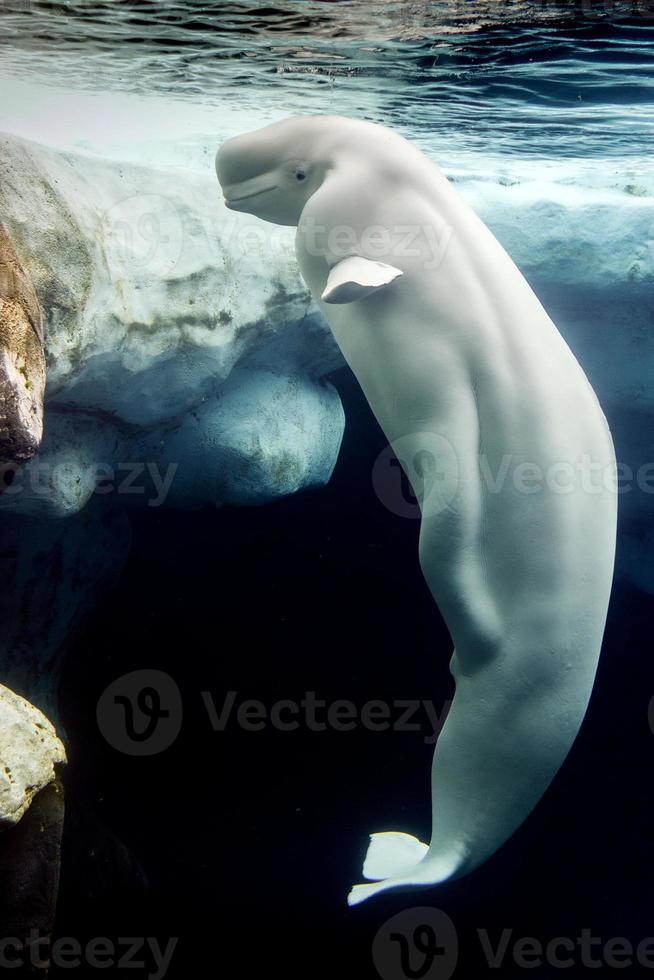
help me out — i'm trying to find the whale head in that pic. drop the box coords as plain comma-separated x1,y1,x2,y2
215,116,341,226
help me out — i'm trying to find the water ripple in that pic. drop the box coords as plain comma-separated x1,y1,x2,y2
0,0,652,156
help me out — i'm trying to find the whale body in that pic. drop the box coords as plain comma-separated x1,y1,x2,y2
215,115,617,905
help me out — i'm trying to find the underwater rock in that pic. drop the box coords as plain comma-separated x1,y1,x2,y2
0,776,65,949
0,132,344,517
0,367,344,518
0,505,131,720
0,508,127,941
0,683,66,830
0,223,45,468
0,134,343,862
154,366,344,507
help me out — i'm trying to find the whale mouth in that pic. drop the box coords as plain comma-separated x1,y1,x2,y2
225,184,278,205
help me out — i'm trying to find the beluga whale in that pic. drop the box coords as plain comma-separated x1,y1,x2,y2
215,115,617,905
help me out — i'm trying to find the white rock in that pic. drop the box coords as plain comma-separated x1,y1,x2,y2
0,132,344,517
0,684,66,829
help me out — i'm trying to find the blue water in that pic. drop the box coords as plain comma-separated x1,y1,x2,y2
1,0,653,159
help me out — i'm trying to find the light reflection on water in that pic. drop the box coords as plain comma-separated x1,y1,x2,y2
0,1,652,157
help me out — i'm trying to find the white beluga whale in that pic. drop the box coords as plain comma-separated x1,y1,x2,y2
215,115,617,905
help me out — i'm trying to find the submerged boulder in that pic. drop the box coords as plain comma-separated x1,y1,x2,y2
0,135,345,936
0,135,346,793
0,132,344,518
0,683,65,949
0,683,66,830
0,223,45,468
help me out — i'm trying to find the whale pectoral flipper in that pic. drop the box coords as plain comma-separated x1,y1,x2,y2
321,256,403,304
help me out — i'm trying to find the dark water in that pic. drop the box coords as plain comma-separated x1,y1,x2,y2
1,0,653,155
53,371,654,980
1,3,653,977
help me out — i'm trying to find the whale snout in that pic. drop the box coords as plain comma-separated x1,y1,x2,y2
214,120,322,225
215,137,278,211
215,136,247,189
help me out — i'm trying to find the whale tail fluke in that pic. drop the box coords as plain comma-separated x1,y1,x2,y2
361,831,429,880
347,834,465,906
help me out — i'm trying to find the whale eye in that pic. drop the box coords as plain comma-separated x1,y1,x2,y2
295,170,306,181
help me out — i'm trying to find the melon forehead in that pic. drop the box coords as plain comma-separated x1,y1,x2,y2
216,130,283,184
216,115,380,181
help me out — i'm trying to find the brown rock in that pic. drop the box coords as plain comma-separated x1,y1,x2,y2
0,223,45,467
